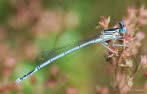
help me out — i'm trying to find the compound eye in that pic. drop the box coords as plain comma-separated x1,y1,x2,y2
118,21,124,28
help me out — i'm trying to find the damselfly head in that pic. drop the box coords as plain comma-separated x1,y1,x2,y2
118,21,126,34
118,21,124,28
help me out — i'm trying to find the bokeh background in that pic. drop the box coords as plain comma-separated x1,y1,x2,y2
0,0,147,94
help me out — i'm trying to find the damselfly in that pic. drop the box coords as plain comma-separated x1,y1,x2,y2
15,21,126,84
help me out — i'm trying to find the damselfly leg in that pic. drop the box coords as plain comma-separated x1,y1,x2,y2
112,38,125,47
100,41,118,54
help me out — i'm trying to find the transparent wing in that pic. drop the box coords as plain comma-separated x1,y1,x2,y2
35,35,99,64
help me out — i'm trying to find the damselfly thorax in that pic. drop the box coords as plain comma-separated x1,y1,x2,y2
99,28,121,40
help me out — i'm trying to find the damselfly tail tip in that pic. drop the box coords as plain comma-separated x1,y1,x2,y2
15,78,21,84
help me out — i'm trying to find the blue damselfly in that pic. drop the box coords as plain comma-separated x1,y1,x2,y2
15,21,126,83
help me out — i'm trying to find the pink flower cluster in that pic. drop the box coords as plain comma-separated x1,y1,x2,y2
98,6,147,94
140,55,147,68
98,16,110,29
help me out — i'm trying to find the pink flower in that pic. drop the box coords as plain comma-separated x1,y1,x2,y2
105,66,114,73
136,31,145,41
31,11,61,33
101,87,108,94
50,65,59,76
2,67,11,78
4,56,16,68
98,16,110,29
144,71,147,77
137,6,147,26
23,42,38,60
139,6,147,17
66,87,79,94
120,84,131,94
29,75,37,85
124,33,132,42
60,74,68,82
116,72,126,86
140,55,147,67
44,77,57,88
122,47,132,57
123,18,131,26
126,7,137,20
113,24,118,28
0,87,10,94
8,82,17,90
137,17,147,26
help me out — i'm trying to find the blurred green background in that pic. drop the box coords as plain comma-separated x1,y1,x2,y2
0,0,147,94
